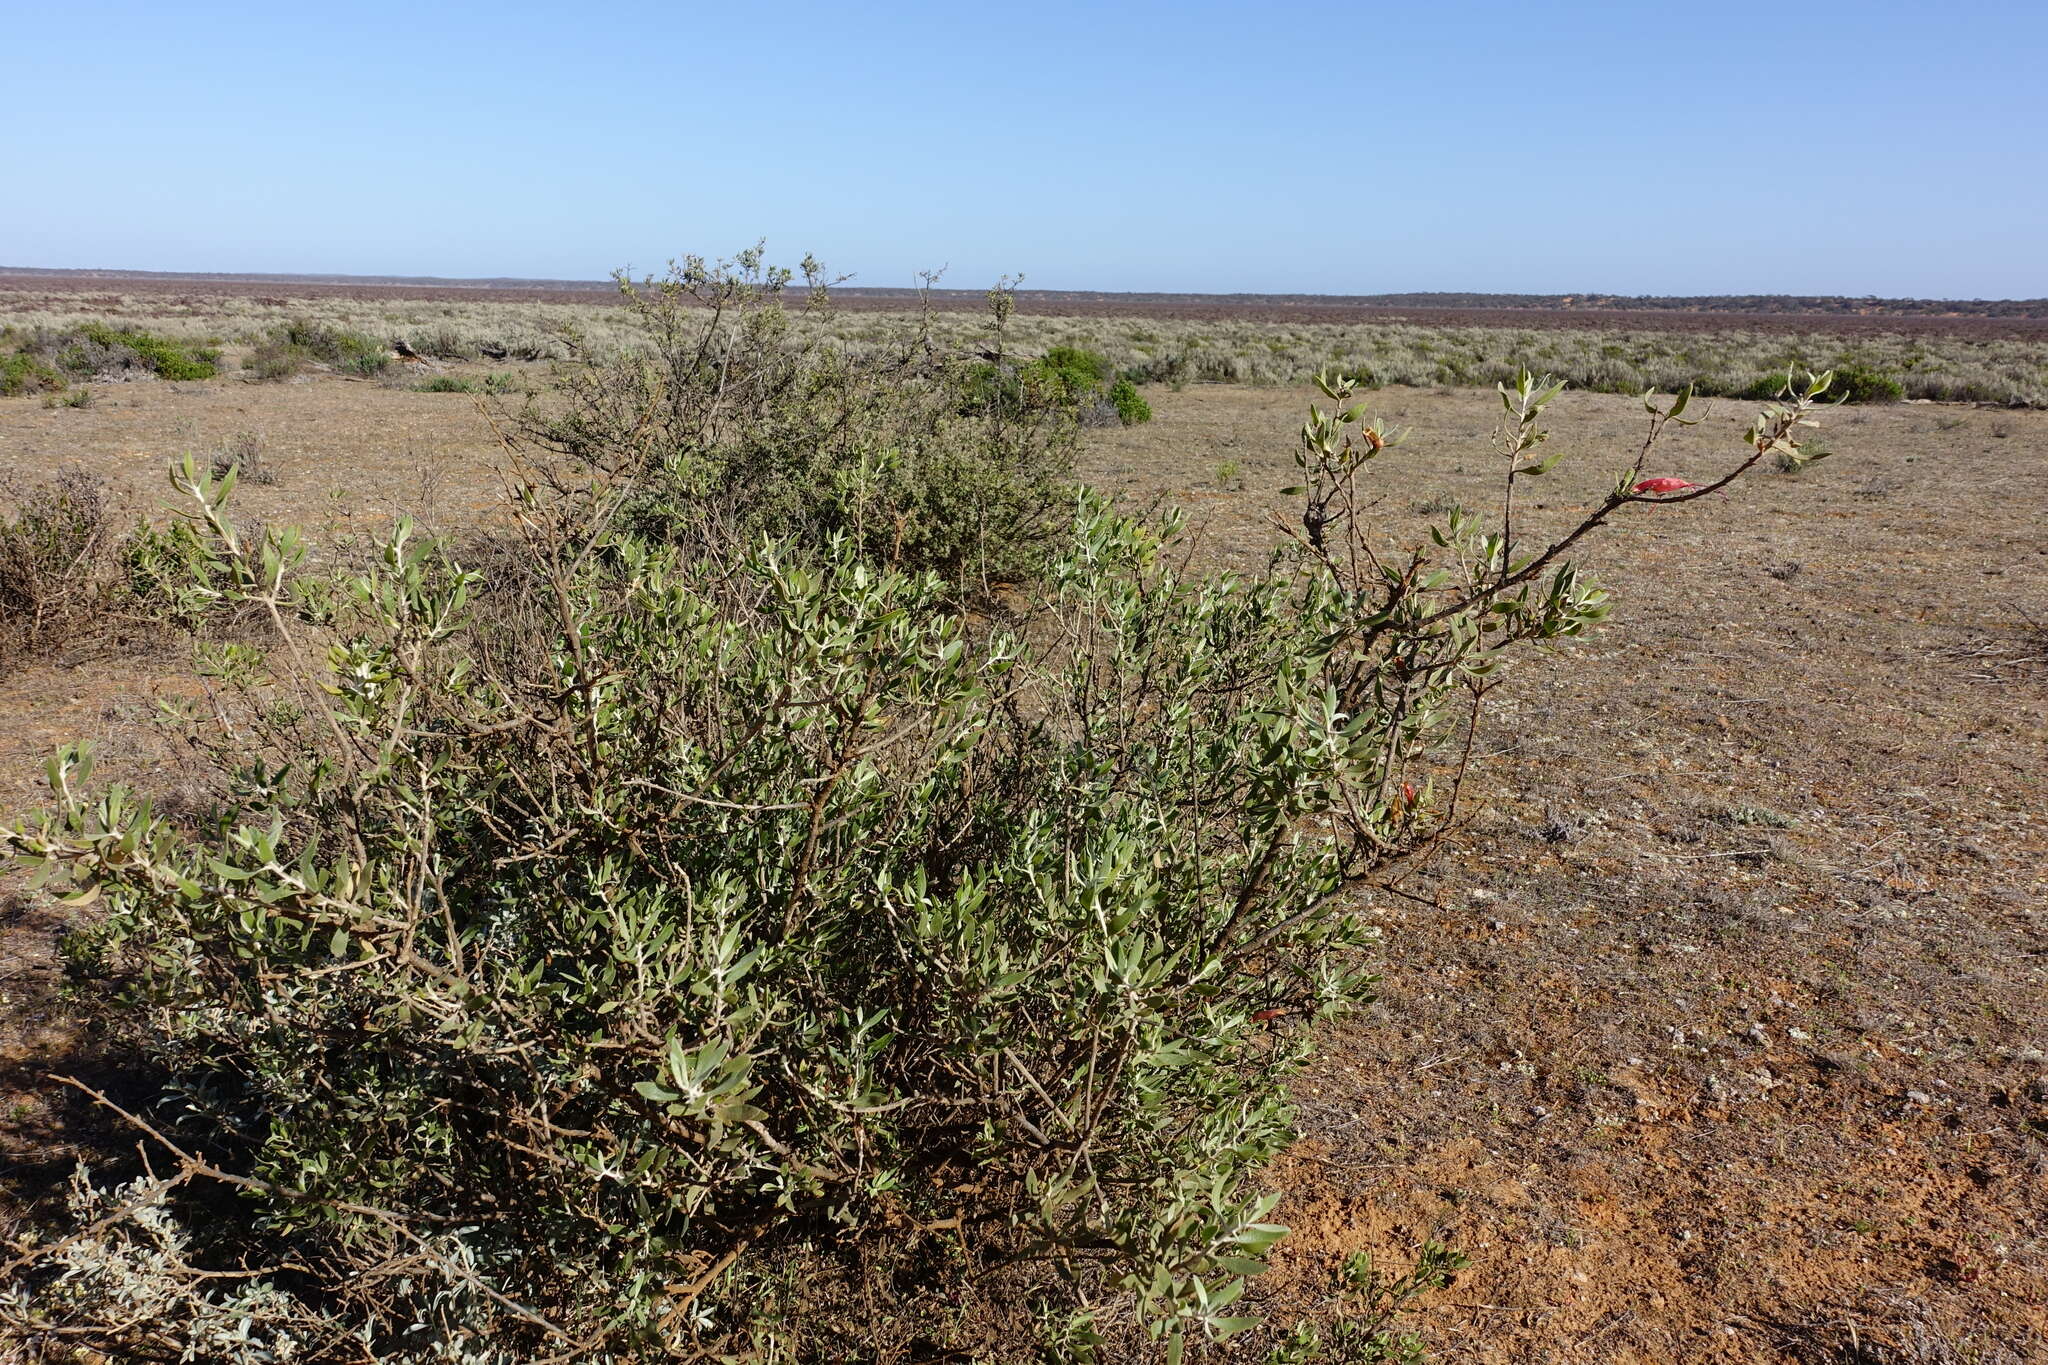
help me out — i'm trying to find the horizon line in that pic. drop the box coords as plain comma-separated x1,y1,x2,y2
3,265,2044,309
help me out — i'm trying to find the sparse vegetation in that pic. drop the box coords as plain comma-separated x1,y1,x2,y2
9,285,2046,405
243,332,307,380
245,319,391,379
411,371,517,394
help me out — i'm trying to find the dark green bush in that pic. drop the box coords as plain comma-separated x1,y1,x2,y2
1024,344,1116,404
4,323,216,386
1110,375,1153,425
1744,361,1901,404
1827,363,1905,403
970,346,1152,429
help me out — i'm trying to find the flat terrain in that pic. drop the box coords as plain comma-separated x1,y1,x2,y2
3,370,2045,1361
8,270,2048,338
1089,388,2048,1362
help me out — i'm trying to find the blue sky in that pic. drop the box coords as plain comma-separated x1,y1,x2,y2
8,1,2043,296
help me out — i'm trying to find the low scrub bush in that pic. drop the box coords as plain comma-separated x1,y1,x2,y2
1743,361,1901,404
3,323,219,390
76,323,220,381
37,323,222,381
244,333,309,380
1024,343,1115,402
1823,362,1904,404
407,324,479,360
963,345,1153,428
413,372,518,394
1023,346,1154,426
209,430,274,485
250,319,392,377
528,253,1076,593
1,350,66,396
4,346,1838,1359
1110,375,1152,425
0,470,129,666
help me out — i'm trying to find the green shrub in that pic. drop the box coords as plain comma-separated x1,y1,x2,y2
74,323,219,381
953,346,1153,430
1744,361,1901,404
958,357,1024,412
333,332,391,376
412,372,516,395
1024,343,1116,403
267,319,391,375
1110,375,1153,425
412,373,476,392
4,366,1839,1361
1828,363,1905,403
1,351,65,396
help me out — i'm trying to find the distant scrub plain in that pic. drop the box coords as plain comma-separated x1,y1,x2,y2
4,282,2046,407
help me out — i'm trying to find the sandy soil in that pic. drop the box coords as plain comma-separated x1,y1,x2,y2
3,373,2045,1362
1088,386,2048,1362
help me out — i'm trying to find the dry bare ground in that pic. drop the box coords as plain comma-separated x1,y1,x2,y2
2,371,2044,1362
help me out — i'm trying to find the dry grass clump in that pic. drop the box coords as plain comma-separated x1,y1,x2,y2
0,470,130,668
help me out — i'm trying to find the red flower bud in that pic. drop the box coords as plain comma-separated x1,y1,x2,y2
1632,477,1703,495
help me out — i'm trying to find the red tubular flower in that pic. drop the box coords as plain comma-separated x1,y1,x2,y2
1632,477,1703,495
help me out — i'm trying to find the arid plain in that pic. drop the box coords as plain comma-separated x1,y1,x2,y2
2,283,2045,1363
